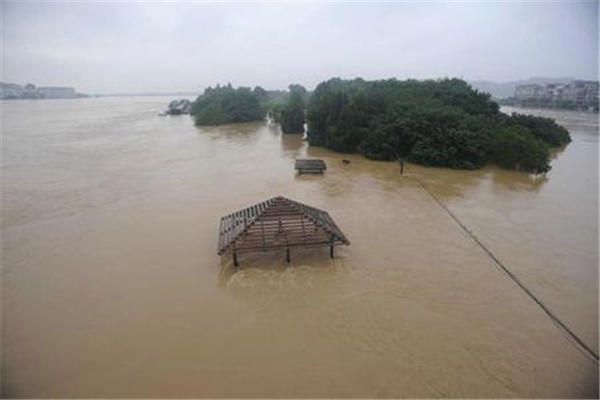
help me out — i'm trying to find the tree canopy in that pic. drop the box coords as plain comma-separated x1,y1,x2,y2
191,84,265,126
492,126,551,172
280,84,306,134
307,78,571,173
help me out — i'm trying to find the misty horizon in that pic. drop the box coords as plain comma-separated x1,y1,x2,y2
1,75,597,97
2,1,598,94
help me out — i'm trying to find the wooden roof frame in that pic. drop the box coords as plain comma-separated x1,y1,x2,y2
218,196,350,262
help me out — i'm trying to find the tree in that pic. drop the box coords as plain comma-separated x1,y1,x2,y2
253,86,268,103
262,91,287,122
306,77,570,172
506,113,571,146
492,126,551,173
280,84,306,134
191,85,265,126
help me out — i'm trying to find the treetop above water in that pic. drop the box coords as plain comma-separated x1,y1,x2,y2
191,78,571,173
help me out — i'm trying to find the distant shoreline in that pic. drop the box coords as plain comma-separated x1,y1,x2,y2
0,93,198,100
94,92,199,98
500,104,599,114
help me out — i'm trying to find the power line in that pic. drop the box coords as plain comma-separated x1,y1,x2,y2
412,176,599,363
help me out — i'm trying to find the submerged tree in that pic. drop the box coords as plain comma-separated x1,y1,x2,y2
505,113,571,147
191,84,265,126
492,126,551,173
262,91,287,122
280,84,306,134
306,77,571,173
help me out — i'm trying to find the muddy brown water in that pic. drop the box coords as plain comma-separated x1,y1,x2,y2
1,99,598,397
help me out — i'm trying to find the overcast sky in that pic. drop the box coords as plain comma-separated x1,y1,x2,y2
1,1,598,94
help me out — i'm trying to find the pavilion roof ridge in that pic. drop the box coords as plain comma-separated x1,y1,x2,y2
217,196,349,256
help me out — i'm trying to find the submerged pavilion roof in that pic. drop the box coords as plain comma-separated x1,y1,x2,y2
217,196,350,255
295,159,327,174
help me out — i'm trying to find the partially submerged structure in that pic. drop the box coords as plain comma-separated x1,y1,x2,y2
295,159,326,174
218,196,350,266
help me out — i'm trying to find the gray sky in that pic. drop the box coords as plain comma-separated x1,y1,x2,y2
1,1,598,94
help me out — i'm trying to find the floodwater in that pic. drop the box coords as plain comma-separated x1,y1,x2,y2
1,98,598,398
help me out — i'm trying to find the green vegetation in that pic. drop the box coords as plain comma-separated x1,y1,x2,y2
191,84,265,126
307,78,571,173
280,84,306,134
262,90,287,122
491,126,551,172
190,83,310,134
189,78,570,173
505,113,571,146
261,84,310,131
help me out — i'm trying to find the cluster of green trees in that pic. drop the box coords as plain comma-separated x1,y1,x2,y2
279,84,307,133
191,84,265,125
262,90,287,121
261,84,309,134
191,83,308,134
190,79,571,173
307,78,571,173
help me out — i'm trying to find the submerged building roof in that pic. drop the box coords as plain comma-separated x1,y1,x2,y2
295,159,327,174
218,196,350,255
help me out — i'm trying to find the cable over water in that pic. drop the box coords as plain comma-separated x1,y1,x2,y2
411,175,599,363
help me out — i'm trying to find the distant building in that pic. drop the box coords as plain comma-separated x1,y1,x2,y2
514,80,599,110
0,82,24,99
514,84,544,100
0,82,85,99
570,80,600,107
